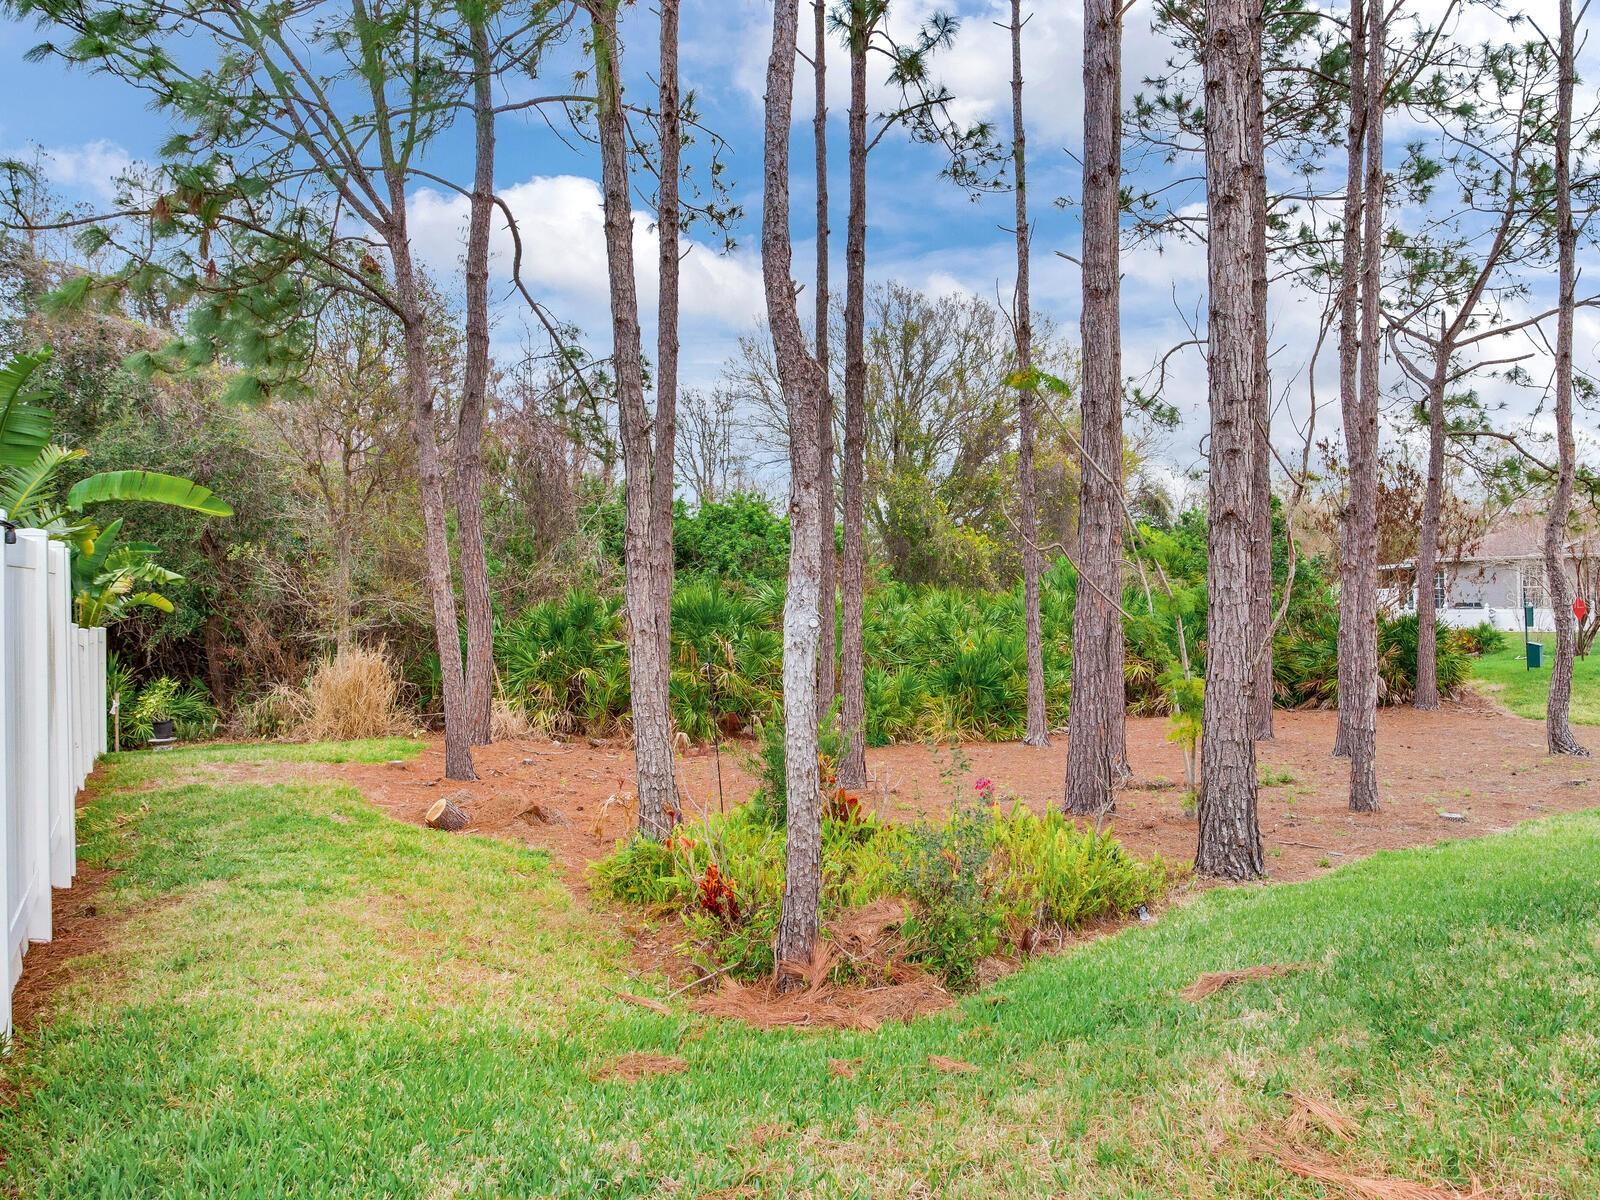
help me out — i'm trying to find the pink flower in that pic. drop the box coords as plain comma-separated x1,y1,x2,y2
974,777,995,799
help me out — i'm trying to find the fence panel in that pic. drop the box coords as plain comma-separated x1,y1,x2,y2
2,531,106,1041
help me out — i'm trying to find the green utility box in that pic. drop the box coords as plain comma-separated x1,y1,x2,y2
1526,641,1544,669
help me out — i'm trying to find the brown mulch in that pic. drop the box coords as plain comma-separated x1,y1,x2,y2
319,703,1600,895
691,942,952,1031
6,866,122,1035
590,1051,688,1082
1180,962,1308,1001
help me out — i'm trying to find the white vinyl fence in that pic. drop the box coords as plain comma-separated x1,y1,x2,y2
2,531,107,1040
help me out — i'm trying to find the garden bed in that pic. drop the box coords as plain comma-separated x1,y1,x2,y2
299,700,1600,1024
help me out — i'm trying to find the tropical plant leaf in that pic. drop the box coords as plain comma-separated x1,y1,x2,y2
66,470,234,517
0,444,85,523
0,349,55,471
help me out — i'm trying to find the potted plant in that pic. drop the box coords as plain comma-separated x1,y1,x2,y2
134,677,182,746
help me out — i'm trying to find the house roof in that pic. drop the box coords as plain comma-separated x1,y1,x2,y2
1380,514,1598,570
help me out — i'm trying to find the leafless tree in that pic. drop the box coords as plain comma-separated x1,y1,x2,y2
675,387,752,503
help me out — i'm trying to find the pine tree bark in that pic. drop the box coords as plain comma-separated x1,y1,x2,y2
457,16,497,745
762,0,829,980
589,1,677,838
838,9,870,790
1413,344,1448,709
395,251,474,782
1335,0,1383,812
654,0,682,760
813,0,838,723
1546,0,1588,757
1246,2,1273,741
1196,0,1264,880
1332,0,1365,759
1012,0,1049,749
1064,0,1127,813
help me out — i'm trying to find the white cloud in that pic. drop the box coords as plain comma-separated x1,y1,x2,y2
23,139,133,204
408,173,766,334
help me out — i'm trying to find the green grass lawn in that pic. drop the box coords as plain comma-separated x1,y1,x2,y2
1470,634,1600,724
3,742,1598,1198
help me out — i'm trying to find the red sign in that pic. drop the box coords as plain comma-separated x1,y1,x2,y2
1576,597,1589,623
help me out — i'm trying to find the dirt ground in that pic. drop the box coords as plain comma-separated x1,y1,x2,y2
325,698,1600,888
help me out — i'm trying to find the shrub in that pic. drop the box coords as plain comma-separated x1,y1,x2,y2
1454,620,1507,657
1274,612,1471,708
126,676,219,744
990,806,1169,932
297,645,411,741
593,789,1169,993
893,806,1004,991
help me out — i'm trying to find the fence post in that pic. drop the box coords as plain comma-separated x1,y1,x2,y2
47,543,73,904
16,535,58,896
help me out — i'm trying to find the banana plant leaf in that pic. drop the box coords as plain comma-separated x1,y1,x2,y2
66,470,234,517
0,350,54,471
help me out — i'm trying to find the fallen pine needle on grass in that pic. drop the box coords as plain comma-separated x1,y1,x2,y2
1181,962,1307,1001
1287,1090,1360,1141
1252,1139,1497,1200
927,1054,978,1075
591,1052,689,1082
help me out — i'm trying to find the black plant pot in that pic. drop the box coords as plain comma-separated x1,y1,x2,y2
151,718,176,742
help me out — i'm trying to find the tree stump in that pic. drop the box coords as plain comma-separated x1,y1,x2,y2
425,794,471,831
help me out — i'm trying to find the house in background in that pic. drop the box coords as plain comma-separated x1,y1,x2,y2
1379,514,1599,634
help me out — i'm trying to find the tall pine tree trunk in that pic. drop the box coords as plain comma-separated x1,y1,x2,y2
1196,0,1263,880
813,0,837,723
1064,0,1126,813
458,16,497,745
1247,2,1273,741
1546,0,1588,756
654,0,681,758
589,1,677,838
762,0,829,980
838,9,869,790
1335,0,1383,812
1012,0,1049,749
1413,345,1448,709
395,245,475,782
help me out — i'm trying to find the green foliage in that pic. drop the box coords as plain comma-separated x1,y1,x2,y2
989,806,1170,932
595,786,1166,993
590,492,792,584
1274,611,1473,708
893,806,1004,991
125,675,219,744
496,589,627,734
1455,620,1507,657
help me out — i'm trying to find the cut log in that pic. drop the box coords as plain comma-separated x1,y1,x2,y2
425,795,471,831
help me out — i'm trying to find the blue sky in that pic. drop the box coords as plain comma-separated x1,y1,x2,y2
1,0,1594,491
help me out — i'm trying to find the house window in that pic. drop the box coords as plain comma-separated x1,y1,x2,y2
1434,568,1446,609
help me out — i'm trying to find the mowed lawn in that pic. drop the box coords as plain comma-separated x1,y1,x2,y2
2,744,1598,1198
1471,634,1600,724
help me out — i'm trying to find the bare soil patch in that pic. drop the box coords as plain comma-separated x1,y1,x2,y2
321,702,1600,890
